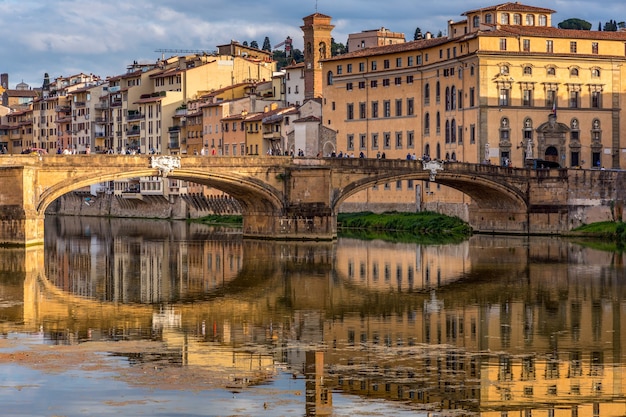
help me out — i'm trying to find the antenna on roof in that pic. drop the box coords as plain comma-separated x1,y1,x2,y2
315,0,318,12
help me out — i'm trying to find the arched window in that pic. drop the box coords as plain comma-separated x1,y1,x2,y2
547,66,556,76
451,119,456,143
435,81,441,103
436,112,441,134
525,14,535,25
500,117,510,142
523,118,533,158
513,14,522,24
473,16,480,28
436,143,441,160
445,86,451,110
591,68,600,78
538,15,547,26
570,67,579,77
424,143,430,157
451,152,456,161
424,83,430,104
500,65,509,75
501,13,510,25
451,86,456,109
485,14,493,24
523,66,532,76
326,71,333,85
445,120,450,143
424,112,430,135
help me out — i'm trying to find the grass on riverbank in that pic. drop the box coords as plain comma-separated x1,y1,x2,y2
570,221,626,249
190,214,243,227
338,211,472,243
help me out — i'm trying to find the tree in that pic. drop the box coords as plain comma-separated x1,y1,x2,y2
414,27,423,40
436,30,443,38
262,37,272,52
331,38,347,56
242,41,248,46
603,20,618,31
557,18,591,30
250,40,259,49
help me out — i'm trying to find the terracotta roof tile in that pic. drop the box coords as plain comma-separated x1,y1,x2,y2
323,37,449,61
486,24,626,40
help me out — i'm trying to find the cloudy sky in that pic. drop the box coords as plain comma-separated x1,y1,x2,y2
1,0,625,89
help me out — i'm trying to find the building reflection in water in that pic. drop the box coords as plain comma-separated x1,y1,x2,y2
2,216,624,416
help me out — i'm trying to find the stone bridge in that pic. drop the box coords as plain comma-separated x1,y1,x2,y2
0,154,624,245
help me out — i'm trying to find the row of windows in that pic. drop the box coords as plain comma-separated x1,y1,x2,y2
511,65,601,78
497,88,603,109
345,98,415,120
501,38,601,55
336,56,424,75
345,130,415,151
345,75,415,91
473,12,548,28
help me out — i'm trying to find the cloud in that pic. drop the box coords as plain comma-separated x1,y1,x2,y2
1,0,626,87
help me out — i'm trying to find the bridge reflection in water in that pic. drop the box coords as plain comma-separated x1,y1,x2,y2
1,216,625,416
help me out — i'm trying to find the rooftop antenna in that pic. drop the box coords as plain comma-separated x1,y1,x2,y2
315,0,318,12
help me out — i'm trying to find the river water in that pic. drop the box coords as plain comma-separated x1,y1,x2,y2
0,216,624,416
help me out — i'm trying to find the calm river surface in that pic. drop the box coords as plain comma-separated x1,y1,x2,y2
0,216,624,416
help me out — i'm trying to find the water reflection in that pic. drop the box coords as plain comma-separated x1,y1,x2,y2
2,216,626,416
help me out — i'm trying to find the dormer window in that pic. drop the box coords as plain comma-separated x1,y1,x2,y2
473,16,480,28
501,13,510,25
485,14,493,24
538,15,547,26
513,14,521,24
525,14,535,25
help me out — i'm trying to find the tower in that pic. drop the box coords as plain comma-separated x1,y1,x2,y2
301,13,334,99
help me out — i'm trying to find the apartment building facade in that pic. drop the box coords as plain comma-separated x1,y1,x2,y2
320,2,626,212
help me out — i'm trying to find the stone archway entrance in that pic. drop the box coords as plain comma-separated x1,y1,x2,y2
536,113,569,167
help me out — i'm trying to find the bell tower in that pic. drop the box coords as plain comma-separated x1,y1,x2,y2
301,13,334,99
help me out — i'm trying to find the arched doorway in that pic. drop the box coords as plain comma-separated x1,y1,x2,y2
544,146,558,163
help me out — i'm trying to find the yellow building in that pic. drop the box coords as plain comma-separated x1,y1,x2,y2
320,2,626,212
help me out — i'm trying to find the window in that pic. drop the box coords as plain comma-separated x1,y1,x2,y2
523,39,530,52
424,113,430,135
396,57,402,67
382,78,390,87
337,65,342,74
500,39,507,51
538,14,547,26
592,68,600,78
499,88,510,106
591,91,602,108
470,124,476,143
408,131,414,148
523,89,533,106
473,15,480,28
546,40,553,53
346,82,353,90
395,99,402,116
570,41,577,53
500,65,509,75
395,132,402,148
347,103,354,120
394,77,402,85
469,87,475,107
547,66,556,76
347,64,352,73
370,80,378,88
383,100,391,117
525,14,534,25
347,134,354,150
436,112,441,134
424,83,430,105
384,132,391,148
407,98,414,115
359,134,366,149
501,13,510,24
383,59,390,69
570,67,579,77
436,81,441,104
371,101,379,118
569,91,579,108
485,14,493,24
372,133,379,148
371,61,377,71
358,81,365,89
406,75,414,84
592,42,599,54
513,13,521,24
359,102,366,119
408,56,414,66
326,71,333,85
359,62,365,72
546,89,557,108
523,66,532,75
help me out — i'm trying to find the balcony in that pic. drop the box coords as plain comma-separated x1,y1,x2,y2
55,106,71,113
126,127,140,137
111,100,122,107
95,117,108,124
263,131,282,140
94,102,109,110
74,101,86,107
168,126,181,133
127,112,144,121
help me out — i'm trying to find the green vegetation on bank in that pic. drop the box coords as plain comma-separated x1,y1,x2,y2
571,221,626,249
338,211,473,244
190,214,243,227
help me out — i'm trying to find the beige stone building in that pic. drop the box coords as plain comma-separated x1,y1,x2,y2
320,2,626,213
347,27,406,52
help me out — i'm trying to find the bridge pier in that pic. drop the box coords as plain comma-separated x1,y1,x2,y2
243,205,337,241
0,166,45,246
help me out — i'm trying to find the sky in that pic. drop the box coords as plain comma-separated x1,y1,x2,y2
1,0,625,89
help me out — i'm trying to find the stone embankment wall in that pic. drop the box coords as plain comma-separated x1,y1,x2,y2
46,193,242,219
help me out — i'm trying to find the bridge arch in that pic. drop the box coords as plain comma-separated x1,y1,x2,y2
36,168,285,217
